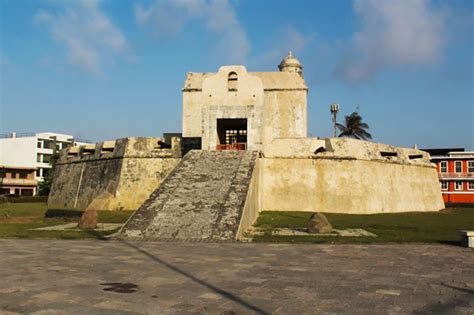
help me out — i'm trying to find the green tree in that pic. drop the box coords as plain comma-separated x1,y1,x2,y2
336,111,372,140
38,152,59,196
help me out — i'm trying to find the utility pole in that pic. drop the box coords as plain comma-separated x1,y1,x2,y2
330,103,339,138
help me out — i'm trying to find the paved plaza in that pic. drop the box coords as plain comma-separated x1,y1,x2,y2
0,240,473,314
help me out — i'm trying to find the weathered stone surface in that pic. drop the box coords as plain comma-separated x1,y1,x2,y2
48,137,181,211
182,63,308,151
77,210,97,229
261,137,445,214
307,213,333,234
119,150,257,241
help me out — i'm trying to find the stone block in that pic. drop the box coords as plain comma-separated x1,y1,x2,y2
77,210,97,229
460,230,474,248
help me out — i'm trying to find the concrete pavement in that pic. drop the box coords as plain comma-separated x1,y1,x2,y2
0,240,473,314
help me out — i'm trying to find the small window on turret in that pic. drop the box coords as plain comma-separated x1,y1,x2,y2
228,72,237,92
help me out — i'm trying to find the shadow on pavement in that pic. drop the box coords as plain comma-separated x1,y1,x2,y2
119,239,269,315
413,283,474,314
437,240,462,247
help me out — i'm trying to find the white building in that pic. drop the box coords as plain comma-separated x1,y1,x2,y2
0,132,90,181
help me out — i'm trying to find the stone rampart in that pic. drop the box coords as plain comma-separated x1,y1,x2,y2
48,137,181,211
260,137,445,214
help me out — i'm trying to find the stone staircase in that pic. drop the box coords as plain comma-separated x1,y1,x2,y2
118,150,257,241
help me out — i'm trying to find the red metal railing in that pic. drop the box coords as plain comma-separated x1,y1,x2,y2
216,143,247,151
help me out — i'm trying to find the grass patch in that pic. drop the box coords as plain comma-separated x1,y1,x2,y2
0,202,133,240
253,208,474,244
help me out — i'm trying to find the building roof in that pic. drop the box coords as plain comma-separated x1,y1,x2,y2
0,132,91,143
252,72,307,90
422,148,464,157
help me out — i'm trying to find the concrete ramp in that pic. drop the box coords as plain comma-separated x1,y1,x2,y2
118,150,257,241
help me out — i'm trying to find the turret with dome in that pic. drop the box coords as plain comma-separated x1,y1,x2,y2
278,51,303,77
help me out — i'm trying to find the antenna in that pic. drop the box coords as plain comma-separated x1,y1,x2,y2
330,103,339,138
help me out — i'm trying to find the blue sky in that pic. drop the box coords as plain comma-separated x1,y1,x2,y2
1,0,473,149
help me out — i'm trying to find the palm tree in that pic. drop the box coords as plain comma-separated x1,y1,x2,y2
336,111,372,140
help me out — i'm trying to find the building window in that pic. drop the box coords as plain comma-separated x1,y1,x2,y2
440,181,448,191
468,161,474,173
43,155,51,164
228,72,238,92
36,169,41,177
455,181,463,191
37,154,42,163
440,161,447,173
455,161,462,173
37,141,42,148
43,140,51,150
469,181,474,190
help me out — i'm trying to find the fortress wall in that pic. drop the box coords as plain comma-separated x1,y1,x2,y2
182,89,203,138
112,157,181,211
260,137,445,214
48,137,181,211
48,157,122,210
262,90,307,147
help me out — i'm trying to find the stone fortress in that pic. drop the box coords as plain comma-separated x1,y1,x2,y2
49,52,445,241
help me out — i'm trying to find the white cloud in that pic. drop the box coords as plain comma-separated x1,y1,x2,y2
135,0,203,35
135,0,250,63
250,26,311,70
334,0,446,83
34,0,129,75
206,0,249,63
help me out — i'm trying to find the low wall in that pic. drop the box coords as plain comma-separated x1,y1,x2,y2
236,157,262,240
48,137,181,211
260,137,445,214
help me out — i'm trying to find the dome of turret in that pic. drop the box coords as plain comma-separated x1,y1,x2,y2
278,51,303,76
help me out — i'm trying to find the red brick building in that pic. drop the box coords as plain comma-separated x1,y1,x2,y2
424,149,474,205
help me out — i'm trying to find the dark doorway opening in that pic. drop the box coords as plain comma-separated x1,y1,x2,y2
216,119,247,150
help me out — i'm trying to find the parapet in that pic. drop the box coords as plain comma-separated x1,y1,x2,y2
58,137,182,164
182,67,307,92
264,137,433,167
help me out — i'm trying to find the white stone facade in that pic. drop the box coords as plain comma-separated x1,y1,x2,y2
182,53,308,151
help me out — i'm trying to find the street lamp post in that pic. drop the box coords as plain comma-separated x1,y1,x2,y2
330,103,339,138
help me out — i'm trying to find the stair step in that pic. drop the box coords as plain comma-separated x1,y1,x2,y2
118,150,257,241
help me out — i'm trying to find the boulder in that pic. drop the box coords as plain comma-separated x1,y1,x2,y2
307,213,333,234
77,210,98,229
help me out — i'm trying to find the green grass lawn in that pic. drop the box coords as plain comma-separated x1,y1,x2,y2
0,202,132,240
252,208,474,244
2,202,473,244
